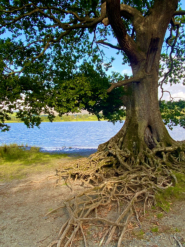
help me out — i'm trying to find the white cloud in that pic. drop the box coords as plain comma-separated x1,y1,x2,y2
171,90,185,99
159,83,185,101
121,69,132,75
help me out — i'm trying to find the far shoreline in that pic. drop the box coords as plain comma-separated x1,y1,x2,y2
5,114,125,123
5,114,103,123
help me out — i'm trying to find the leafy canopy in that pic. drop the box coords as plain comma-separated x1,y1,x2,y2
0,0,184,131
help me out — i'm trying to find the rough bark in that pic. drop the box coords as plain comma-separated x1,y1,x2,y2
99,71,175,154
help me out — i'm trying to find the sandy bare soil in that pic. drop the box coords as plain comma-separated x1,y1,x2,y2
1,170,185,247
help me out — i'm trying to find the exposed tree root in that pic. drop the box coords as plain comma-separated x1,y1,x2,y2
48,144,185,247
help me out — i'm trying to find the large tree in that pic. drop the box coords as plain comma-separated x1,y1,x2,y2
0,0,184,148
1,0,185,245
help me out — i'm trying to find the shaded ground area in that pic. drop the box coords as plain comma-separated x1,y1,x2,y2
1,168,185,247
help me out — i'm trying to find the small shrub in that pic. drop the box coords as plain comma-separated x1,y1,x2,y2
0,144,68,181
175,227,181,232
157,213,163,219
151,227,159,233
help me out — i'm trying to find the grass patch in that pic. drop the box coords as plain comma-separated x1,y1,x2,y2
155,172,185,212
151,227,159,233
174,227,181,232
157,213,163,219
133,229,145,239
0,144,70,181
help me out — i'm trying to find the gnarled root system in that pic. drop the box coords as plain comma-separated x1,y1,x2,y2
48,144,185,247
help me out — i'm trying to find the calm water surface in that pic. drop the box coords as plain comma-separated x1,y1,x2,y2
0,121,184,154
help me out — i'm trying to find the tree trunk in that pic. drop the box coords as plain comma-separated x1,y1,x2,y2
98,0,184,165
98,70,175,154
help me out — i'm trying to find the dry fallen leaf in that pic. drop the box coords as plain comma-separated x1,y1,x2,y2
127,222,134,230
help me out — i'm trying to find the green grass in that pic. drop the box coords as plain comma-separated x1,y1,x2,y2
155,172,185,211
151,227,159,233
133,229,145,239
0,144,70,181
157,213,164,219
174,227,181,232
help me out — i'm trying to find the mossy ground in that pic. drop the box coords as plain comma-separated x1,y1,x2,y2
155,172,185,211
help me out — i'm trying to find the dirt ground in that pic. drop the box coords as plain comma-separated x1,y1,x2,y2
1,168,185,247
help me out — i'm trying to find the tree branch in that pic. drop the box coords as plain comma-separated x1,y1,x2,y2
39,6,85,22
0,9,39,27
6,30,71,77
30,1,66,29
107,72,144,93
174,10,185,16
96,40,122,50
170,17,180,28
1,2,107,32
102,3,144,33
1,2,107,79
0,4,32,13
159,18,180,101
102,4,143,22
61,2,106,31
106,0,145,65
120,4,143,20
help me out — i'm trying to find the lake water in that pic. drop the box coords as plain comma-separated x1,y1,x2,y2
0,121,184,155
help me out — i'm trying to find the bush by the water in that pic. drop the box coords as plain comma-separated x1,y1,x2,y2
0,144,39,161
0,144,68,181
